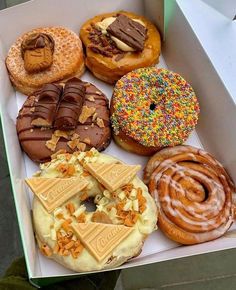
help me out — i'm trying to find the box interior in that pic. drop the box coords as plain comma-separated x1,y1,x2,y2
0,0,236,282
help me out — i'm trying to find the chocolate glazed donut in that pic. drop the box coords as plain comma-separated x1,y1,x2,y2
16,78,111,163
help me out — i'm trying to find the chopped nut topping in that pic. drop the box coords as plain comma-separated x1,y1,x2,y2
85,150,95,157
77,213,86,223
71,133,80,141
124,211,138,227
51,149,67,159
61,219,72,232
87,95,95,102
56,163,76,177
121,184,134,198
96,118,105,128
137,188,146,213
55,213,64,220
54,130,73,139
115,198,139,227
66,202,75,215
54,227,84,258
65,153,72,161
79,106,96,124
77,142,86,152
92,112,98,122
45,134,60,151
67,139,80,150
83,137,91,145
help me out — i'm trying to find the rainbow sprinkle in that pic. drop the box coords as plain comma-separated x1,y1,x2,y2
111,67,200,147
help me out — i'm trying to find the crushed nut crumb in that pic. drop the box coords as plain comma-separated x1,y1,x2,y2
79,106,96,124
54,130,73,139
71,133,80,141
83,137,91,145
67,139,80,150
45,134,60,151
97,118,105,128
92,112,98,122
87,95,95,102
77,142,86,151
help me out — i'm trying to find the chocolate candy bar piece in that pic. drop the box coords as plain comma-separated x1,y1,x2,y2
31,83,62,127
54,78,86,130
107,14,147,51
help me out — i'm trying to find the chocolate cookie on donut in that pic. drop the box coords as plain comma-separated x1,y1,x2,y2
80,11,161,83
111,67,200,155
16,78,111,162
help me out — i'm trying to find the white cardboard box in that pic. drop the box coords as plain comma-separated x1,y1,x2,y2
0,0,236,287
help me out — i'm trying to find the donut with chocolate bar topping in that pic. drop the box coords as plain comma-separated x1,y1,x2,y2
80,11,161,84
16,78,111,162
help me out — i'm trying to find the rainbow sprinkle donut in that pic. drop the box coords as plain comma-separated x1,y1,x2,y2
110,67,200,155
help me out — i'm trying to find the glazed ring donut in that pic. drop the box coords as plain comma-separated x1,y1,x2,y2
80,11,161,84
145,145,235,245
6,27,85,95
32,149,157,272
16,78,111,163
110,67,200,155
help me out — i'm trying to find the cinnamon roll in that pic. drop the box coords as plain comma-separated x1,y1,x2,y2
144,145,235,244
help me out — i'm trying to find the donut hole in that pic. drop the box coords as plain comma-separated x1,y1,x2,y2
81,199,96,212
149,103,156,111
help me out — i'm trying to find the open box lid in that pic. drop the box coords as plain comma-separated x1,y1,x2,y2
0,0,236,287
201,0,236,20
163,0,236,180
